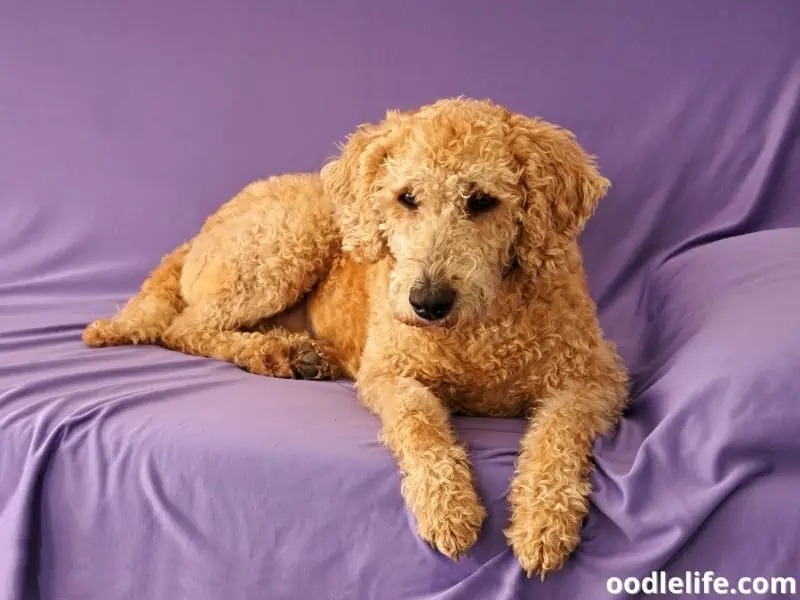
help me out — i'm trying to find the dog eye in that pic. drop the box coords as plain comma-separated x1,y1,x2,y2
466,192,497,215
398,191,418,210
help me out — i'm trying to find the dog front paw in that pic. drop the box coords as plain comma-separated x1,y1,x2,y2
403,447,486,559
505,474,589,578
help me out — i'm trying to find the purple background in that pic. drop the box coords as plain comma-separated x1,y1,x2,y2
2,1,800,599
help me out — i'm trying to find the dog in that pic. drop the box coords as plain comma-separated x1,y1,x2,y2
83,97,628,577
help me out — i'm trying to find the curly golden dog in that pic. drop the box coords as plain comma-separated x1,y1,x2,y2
83,97,628,577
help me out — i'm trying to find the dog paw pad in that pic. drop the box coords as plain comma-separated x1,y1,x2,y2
290,344,330,380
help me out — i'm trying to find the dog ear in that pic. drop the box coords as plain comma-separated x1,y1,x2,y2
321,112,407,263
507,115,610,274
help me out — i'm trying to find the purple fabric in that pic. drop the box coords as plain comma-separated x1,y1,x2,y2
2,1,800,598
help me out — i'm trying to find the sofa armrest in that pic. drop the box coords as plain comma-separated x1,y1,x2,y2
585,228,800,582
644,228,800,386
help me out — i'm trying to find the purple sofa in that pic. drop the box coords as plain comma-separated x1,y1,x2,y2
2,2,799,599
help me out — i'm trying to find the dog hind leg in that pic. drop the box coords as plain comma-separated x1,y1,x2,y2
82,243,190,347
162,175,342,378
160,302,338,379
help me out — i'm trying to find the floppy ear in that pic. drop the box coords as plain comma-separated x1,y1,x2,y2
507,115,610,274
321,112,406,263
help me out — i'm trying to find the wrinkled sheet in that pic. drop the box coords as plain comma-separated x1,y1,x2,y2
2,2,800,599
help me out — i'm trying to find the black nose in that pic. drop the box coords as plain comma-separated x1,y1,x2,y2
409,282,457,321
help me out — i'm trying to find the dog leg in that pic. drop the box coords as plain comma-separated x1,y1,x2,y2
358,374,486,559
161,303,337,380
82,243,189,347
505,350,627,578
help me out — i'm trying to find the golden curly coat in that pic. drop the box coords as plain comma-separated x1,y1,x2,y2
83,97,628,577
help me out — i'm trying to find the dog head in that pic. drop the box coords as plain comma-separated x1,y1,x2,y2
321,97,609,329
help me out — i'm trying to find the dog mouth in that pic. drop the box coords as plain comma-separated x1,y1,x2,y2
395,313,457,330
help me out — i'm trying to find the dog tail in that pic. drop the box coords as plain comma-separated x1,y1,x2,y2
82,243,190,347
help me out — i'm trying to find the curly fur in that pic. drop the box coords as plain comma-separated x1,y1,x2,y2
83,97,628,577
